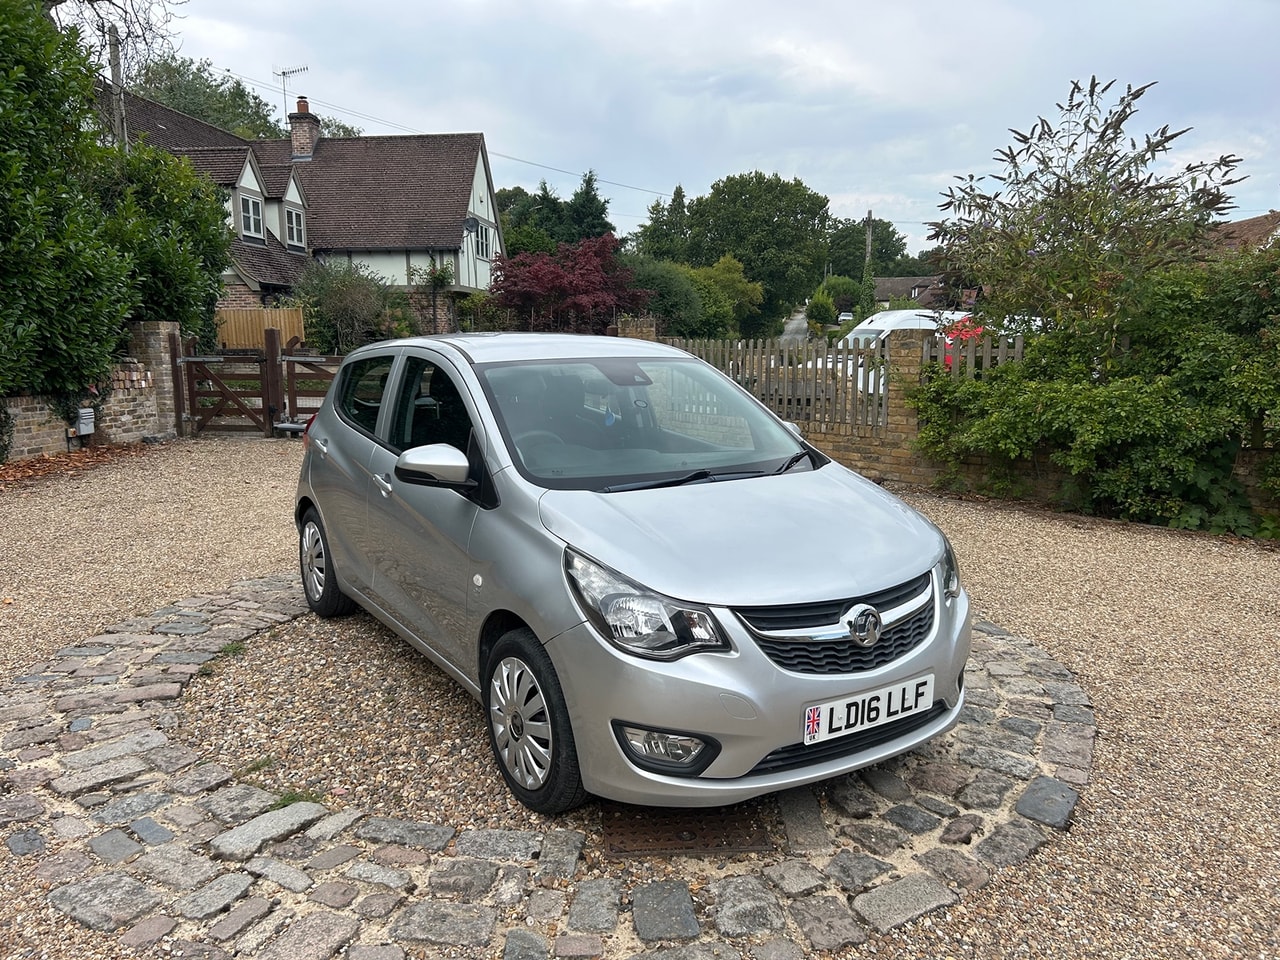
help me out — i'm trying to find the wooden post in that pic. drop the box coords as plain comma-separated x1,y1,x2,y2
263,327,284,436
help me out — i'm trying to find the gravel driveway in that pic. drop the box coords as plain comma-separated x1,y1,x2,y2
1,436,1276,958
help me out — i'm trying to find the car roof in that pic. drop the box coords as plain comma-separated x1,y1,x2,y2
349,333,692,366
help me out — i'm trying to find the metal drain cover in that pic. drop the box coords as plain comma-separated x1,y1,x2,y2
599,802,776,858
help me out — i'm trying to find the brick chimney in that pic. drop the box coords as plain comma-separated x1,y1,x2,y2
288,96,321,159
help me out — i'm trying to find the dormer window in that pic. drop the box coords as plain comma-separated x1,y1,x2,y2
240,195,263,240
286,208,306,248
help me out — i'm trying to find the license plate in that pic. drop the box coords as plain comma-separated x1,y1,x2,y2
802,675,935,745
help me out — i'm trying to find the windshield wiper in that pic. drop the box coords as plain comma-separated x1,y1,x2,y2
602,469,715,493
773,450,813,474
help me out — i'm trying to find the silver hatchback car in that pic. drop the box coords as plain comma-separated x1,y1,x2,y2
295,333,970,814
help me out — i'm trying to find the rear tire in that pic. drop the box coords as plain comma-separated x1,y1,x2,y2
483,628,587,815
299,508,357,618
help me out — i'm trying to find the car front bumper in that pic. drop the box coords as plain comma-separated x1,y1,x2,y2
546,580,971,807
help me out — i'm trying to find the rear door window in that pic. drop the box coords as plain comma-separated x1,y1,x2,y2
336,356,395,435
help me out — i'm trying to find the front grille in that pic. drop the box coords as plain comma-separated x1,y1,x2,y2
735,573,930,633
749,603,934,674
748,701,948,775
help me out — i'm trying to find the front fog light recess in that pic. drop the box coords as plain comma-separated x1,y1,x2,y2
614,722,720,776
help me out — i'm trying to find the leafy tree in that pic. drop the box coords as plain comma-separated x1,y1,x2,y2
913,78,1272,534
490,233,647,333
129,54,282,138
88,142,233,348
818,274,861,315
697,255,762,333
563,170,615,241
501,221,557,258
929,76,1242,348
495,185,531,214
827,216,909,281
686,171,830,337
626,257,702,337
128,54,361,139
496,185,555,256
319,114,363,138
805,288,836,327
683,265,735,338
499,174,614,250
1,0,135,398
885,245,942,277
634,185,690,262
285,260,413,353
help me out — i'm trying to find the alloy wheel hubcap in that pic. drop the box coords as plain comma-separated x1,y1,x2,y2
490,656,552,790
302,523,326,600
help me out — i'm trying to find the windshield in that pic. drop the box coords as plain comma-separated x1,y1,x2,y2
478,356,810,491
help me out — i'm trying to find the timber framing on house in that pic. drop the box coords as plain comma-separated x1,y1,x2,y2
99,84,505,319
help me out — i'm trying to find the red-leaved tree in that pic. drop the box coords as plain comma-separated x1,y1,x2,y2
490,234,649,333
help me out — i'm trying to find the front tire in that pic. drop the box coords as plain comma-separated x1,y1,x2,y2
483,629,587,815
299,508,357,618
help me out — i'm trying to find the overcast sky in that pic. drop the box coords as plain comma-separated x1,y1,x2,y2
170,0,1279,253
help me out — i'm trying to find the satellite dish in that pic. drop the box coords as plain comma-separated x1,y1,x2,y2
463,217,479,233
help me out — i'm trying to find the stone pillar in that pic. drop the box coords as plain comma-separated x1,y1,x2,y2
129,321,180,440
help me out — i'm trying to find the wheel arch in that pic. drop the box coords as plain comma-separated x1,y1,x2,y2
477,610,534,681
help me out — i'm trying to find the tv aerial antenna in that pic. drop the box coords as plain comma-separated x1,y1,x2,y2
273,64,309,117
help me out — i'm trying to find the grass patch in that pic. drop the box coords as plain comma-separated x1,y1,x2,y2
271,789,324,809
233,755,275,778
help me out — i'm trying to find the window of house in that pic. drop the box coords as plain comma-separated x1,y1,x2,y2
286,208,305,247
240,195,263,239
476,224,491,260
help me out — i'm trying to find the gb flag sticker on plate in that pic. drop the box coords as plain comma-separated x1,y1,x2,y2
803,675,934,745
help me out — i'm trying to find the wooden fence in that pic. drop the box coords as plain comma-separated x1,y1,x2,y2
173,328,1027,438
215,307,305,350
665,338,889,427
924,333,1026,377
669,334,1025,429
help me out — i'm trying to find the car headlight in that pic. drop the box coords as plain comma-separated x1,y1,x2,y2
940,538,962,601
565,550,730,660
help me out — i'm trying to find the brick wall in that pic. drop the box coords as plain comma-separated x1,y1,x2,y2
219,282,263,310
2,321,179,462
407,291,452,335
617,315,658,341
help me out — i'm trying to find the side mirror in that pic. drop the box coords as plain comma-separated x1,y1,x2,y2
394,444,476,488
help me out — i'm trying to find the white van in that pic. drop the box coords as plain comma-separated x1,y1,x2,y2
839,309,975,349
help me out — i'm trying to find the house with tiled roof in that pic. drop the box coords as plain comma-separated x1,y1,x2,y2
873,275,945,309
109,86,504,323
1211,210,1280,252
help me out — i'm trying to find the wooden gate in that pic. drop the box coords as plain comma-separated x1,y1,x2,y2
280,337,343,426
172,337,271,436
168,329,340,437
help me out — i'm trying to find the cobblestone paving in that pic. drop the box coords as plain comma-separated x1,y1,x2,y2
0,574,1094,958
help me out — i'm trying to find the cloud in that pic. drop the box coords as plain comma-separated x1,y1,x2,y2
171,0,1280,247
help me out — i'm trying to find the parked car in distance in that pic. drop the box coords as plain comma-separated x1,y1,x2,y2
295,334,971,814
836,311,855,325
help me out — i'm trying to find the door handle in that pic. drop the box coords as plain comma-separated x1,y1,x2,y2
375,473,393,497
313,437,329,457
